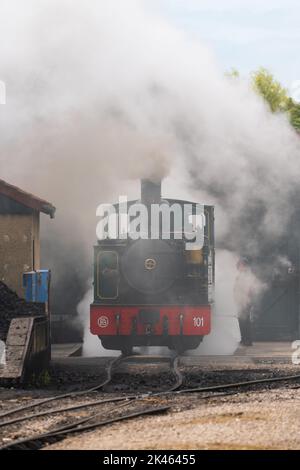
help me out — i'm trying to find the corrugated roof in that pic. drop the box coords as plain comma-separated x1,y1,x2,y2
0,178,56,218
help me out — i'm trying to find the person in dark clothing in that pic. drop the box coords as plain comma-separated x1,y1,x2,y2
234,257,257,347
238,305,253,346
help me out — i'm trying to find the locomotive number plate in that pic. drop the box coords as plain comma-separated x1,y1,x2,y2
193,316,204,328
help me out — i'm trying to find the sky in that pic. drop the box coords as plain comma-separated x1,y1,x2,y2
147,0,300,89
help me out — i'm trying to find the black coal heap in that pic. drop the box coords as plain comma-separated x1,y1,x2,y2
0,282,44,342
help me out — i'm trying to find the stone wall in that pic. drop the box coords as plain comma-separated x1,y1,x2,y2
0,212,40,297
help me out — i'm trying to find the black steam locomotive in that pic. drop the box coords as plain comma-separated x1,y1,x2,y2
90,180,215,353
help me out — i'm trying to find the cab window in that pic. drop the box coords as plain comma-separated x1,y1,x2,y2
98,251,118,299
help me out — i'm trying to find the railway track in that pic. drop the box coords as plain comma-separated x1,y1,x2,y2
1,355,300,451
0,403,171,450
0,353,127,421
0,353,183,450
0,353,183,421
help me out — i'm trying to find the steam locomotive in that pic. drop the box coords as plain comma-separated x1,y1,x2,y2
90,180,215,353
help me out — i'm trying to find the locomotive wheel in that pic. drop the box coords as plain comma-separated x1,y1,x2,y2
100,337,133,355
121,346,133,356
170,336,202,354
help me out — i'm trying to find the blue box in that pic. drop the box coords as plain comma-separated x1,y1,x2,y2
23,270,51,304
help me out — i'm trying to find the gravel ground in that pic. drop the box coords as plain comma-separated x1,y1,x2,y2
1,359,300,450
46,387,300,450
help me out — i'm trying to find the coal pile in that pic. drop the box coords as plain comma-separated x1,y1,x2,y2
0,282,44,342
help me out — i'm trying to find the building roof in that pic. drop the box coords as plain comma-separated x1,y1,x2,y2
0,178,56,218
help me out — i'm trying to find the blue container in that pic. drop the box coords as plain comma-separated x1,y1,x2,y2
23,270,51,304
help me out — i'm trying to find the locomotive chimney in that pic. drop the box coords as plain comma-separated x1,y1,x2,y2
141,178,162,206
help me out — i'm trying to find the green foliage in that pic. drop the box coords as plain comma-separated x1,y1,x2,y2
237,66,300,132
226,66,300,132
252,67,289,113
289,103,300,130
225,68,240,79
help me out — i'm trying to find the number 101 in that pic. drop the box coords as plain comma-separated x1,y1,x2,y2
193,317,204,327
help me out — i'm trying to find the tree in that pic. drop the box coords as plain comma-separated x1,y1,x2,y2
225,68,240,79
289,103,300,130
251,67,289,113
227,66,300,132
286,97,300,130
251,67,300,132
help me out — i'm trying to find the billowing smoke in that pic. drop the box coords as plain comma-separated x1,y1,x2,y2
1,1,299,351
198,250,242,355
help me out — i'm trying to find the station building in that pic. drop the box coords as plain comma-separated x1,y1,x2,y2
0,178,55,298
